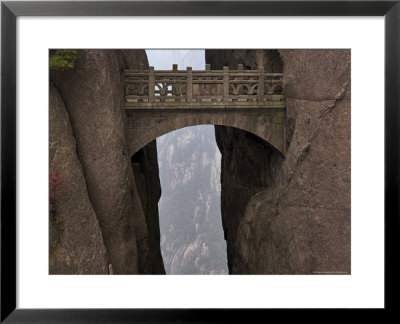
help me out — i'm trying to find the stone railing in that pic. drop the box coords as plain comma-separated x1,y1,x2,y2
125,63,285,109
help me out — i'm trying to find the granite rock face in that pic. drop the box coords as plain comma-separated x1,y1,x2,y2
214,126,283,272
49,85,108,274
206,49,282,72
206,49,351,274
132,142,166,274
50,50,164,274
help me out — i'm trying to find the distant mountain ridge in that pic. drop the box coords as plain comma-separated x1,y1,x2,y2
157,125,228,274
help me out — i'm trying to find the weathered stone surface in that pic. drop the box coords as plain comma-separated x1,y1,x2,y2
126,110,285,155
206,49,282,72
51,50,152,274
215,126,283,272
281,50,351,101
207,49,351,274
49,85,108,274
132,141,166,274
269,49,351,273
124,52,165,274
120,49,149,70
126,67,284,109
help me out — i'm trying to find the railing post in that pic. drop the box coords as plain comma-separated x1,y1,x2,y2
186,66,192,103
173,64,178,71
258,66,265,102
206,64,211,70
149,66,155,103
223,66,229,103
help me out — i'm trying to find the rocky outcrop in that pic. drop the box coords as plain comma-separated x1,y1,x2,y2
49,85,108,274
50,50,164,274
132,142,166,274
215,126,283,272
206,49,282,72
206,49,351,274
271,49,351,274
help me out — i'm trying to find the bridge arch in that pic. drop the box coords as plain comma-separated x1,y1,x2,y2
127,112,285,156
125,64,286,158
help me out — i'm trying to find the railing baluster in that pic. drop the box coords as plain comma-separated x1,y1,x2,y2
186,67,192,103
258,66,264,102
125,64,284,108
149,66,155,103
223,66,229,103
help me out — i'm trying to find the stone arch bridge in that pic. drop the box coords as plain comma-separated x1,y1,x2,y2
125,64,286,155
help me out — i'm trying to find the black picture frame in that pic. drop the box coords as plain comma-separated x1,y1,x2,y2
1,0,399,322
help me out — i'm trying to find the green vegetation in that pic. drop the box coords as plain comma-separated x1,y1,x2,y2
50,50,78,70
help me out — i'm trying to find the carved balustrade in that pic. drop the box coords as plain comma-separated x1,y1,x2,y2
125,63,285,109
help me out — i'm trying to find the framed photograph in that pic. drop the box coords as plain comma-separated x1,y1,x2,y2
1,0,399,321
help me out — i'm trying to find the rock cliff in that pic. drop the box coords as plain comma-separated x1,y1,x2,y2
50,50,164,274
132,142,166,274
206,49,351,274
214,126,283,272
49,85,108,274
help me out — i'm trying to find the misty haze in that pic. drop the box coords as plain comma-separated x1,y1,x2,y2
147,50,228,274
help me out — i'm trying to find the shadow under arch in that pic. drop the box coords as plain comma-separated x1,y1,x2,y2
128,113,285,156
